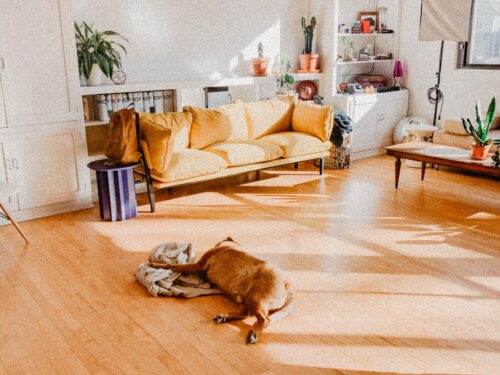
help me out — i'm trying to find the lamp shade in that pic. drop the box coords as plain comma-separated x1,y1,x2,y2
419,0,472,41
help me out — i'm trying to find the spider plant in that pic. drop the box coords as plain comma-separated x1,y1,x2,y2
75,21,127,79
461,97,496,146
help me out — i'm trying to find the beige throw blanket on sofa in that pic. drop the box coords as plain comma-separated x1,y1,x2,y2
135,242,220,298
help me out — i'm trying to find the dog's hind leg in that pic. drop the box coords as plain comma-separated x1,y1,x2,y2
246,307,270,345
148,262,200,274
213,309,248,324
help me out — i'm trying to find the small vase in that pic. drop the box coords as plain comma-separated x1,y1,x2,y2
309,54,320,71
87,63,105,86
471,144,491,160
299,54,310,70
252,58,269,76
343,47,353,62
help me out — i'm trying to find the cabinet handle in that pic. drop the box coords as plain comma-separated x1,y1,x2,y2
6,159,12,170
12,158,19,169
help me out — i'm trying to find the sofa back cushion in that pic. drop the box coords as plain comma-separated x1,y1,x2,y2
244,99,294,139
139,112,192,151
140,119,174,176
184,103,250,149
292,102,334,142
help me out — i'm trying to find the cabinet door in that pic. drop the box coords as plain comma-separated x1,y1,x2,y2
11,126,85,210
0,0,80,128
351,101,378,152
376,99,409,147
0,135,18,212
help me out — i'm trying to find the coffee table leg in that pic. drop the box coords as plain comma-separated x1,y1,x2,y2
395,157,401,189
421,162,427,181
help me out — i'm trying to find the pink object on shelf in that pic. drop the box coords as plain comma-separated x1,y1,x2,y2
393,59,403,87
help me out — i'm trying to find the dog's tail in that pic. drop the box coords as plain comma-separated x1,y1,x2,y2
268,281,295,322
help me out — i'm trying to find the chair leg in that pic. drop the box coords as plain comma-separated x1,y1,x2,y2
294,162,299,169
144,175,156,213
319,158,325,175
0,203,29,242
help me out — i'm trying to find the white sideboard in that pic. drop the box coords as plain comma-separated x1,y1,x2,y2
0,0,92,224
332,89,409,160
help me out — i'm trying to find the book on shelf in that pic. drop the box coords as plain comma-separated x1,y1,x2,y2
122,93,133,110
142,92,152,113
96,94,110,122
163,90,174,112
106,94,113,118
153,91,164,113
132,92,144,112
111,93,124,112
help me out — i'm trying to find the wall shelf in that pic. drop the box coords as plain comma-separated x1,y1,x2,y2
80,73,323,96
337,59,394,66
84,120,108,127
337,33,395,37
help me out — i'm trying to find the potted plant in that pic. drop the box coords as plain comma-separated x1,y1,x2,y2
252,42,269,76
75,21,127,86
299,17,319,72
340,37,355,62
462,97,496,160
274,58,296,102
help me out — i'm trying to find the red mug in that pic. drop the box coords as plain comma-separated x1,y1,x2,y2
362,19,371,34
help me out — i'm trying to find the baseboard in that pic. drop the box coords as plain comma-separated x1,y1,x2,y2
351,148,386,161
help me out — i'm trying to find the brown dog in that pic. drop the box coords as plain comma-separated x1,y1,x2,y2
149,237,294,344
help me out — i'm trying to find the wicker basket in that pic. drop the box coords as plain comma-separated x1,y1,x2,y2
315,133,352,170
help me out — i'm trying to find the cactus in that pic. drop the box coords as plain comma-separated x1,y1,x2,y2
461,97,496,146
301,16,317,54
258,42,264,59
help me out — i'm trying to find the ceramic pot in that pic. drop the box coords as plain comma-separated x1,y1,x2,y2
343,47,354,62
309,54,320,70
299,54,310,70
252,58,269,76
471,144,491,160
87,63,105,86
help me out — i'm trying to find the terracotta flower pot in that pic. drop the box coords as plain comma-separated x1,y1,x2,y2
299,54,310,70
309,54,320,71
471,144,491,160
252,58,269,76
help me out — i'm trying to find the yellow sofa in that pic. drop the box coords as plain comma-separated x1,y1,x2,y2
137,99,333,211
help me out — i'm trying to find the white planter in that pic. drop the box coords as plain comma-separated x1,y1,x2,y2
87,63,105,86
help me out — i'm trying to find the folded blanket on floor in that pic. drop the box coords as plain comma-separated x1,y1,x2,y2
135,242,221,298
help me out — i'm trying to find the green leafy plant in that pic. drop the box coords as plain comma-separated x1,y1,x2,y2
301,16,316,54
258,42,264,59
340,36,354,49
275,60,294,92
75,21,127,79
461,97,496,146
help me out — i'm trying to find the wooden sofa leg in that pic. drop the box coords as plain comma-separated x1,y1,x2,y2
319,158,325,175
294,162,299,169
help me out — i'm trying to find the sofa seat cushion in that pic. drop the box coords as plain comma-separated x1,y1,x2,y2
259,132,331,158
292,102,334,141
203,140,283,167
149,149,227,183
244,99,294,139
139,112,192,151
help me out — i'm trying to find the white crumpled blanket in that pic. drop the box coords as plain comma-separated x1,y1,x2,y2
135,242,220,298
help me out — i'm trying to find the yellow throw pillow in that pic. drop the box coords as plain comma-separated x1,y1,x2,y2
244,99,294,139
217,102,249,140
139,112,192,151
140,119,174,176
292,102,333,142
184,106,232,149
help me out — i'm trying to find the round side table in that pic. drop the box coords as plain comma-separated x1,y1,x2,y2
87,160,140,221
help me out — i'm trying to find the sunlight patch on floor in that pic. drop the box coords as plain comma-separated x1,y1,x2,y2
242,173,325,187
466,211,499,220
468,276,500,292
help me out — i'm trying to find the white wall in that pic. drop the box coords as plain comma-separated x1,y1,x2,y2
399,0,500,122
72,0,306,83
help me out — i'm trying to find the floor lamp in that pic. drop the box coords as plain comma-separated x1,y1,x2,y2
419,0,472,126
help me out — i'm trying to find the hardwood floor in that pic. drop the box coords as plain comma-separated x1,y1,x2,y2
1,156,499,375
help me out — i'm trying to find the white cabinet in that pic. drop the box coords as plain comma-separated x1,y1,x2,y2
332,90,409,158
11,126,88,210
0,135,18,213
0,0,80,128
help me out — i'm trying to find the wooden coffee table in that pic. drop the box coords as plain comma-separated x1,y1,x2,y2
385,142,499,188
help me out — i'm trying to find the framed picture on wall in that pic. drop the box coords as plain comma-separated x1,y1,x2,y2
359,12,379,33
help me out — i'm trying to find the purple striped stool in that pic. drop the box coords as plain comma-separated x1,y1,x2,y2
87,159,140,221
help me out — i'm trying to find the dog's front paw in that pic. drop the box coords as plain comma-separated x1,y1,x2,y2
212,313,227,324
246,330,257,344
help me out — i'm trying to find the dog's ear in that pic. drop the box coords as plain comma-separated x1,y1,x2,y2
226,236,234,242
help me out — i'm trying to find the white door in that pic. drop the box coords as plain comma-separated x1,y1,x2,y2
11,126,84,210
351,100,378,152
0,135,18,214
0,0,80,128
377,98,409,147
